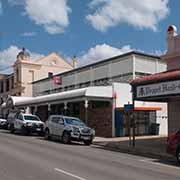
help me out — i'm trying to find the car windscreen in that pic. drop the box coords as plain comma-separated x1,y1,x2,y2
24,115,40,121
65,118,85,126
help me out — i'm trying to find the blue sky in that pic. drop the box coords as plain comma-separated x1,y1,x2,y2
0,0,179,73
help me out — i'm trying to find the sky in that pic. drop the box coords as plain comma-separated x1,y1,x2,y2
0,0,179,73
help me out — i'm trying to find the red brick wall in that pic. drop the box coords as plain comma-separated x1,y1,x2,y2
79,101,113,138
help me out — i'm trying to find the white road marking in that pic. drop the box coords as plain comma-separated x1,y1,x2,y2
139,159,180,170
54,168,87,180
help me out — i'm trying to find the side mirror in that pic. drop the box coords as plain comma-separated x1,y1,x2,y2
176,129,180,135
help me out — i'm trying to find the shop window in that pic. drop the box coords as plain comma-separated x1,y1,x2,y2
72,103,80,116
134,110,156,135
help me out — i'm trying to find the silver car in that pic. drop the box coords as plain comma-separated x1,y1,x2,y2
45,115,95,145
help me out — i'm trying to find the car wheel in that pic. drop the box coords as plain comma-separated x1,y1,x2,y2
83,140,92,146
38,131,45,136
10,124,15,134
21,127,29,136
44,129,51,140
62,131,71,144
176,148,180,164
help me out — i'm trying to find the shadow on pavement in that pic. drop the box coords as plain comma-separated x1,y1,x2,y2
36,136,86,146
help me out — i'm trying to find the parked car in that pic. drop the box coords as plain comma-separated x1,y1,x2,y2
167,129,180,164
0,118,8,129
8,113,45,135
45,115,95,145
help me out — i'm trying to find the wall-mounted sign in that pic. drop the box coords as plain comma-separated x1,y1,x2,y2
136,79,180,98
53,76,62,85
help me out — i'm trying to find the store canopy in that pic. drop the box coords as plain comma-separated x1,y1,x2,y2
131,69,180,86
131,69,180,102
7,86,113,107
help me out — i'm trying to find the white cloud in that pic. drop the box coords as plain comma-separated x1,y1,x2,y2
8,0,71,34
86,0,169,32
21,32,37,37
78,44,133,66
0,46,44,74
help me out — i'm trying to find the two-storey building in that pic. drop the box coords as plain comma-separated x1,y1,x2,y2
5,51,167,137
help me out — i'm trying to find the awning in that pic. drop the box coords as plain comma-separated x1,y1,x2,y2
131,69,180,101
116,107,162,111
131,69,180,86
8,86,113,107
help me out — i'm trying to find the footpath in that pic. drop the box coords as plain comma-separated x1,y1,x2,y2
93,135,174,161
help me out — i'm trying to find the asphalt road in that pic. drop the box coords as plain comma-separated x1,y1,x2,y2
0,130,180,180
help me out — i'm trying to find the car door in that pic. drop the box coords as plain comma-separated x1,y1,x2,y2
49,116,58,135
14,114,23,130
55,117,64,137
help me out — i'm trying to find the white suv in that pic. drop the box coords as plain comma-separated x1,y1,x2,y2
9,113,45,135
45,115,95,145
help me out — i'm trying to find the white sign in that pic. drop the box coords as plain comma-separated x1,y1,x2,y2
136,80,180,98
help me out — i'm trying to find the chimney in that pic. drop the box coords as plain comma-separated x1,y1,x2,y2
167,25,177,53
72,55,78,69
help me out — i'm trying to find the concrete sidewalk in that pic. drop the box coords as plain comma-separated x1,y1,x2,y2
93,136,174,161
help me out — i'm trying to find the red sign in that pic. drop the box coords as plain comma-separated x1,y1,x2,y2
53,76,62,85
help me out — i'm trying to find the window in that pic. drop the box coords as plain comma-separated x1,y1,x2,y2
29,70,35,82
58,117,64,125
51,116,63,124
24,115,40,121
17,114,23,121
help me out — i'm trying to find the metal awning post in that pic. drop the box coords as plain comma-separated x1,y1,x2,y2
48,103,51,116
84,100,89,125
64,102,68,115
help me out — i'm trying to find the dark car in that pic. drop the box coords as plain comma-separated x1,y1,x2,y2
167,129,180,164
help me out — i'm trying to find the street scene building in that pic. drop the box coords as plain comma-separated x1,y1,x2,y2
0,48,74,99
131,25,180,135
1,51,167,137
1,2,180,179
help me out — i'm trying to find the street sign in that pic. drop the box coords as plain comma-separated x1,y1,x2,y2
124,104,134,113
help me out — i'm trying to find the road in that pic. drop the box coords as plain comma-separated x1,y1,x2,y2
0,130,179,180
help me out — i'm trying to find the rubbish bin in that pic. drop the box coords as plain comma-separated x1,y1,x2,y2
149,123,160,135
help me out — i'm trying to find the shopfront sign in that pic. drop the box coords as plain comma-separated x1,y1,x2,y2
136,79,180,98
